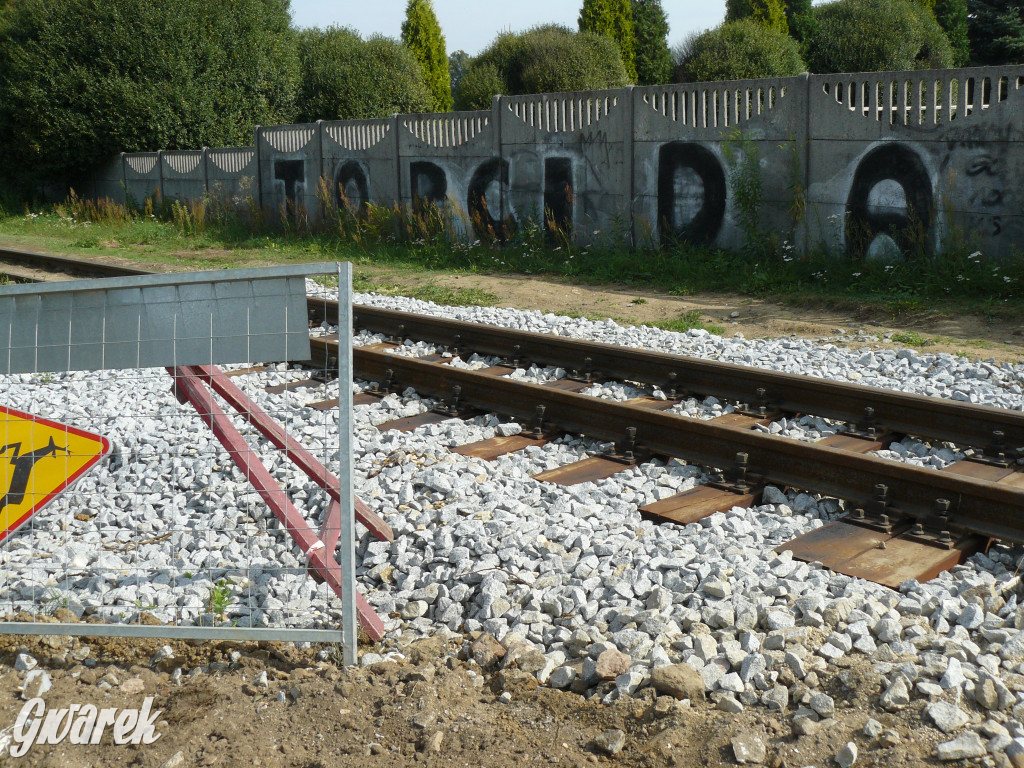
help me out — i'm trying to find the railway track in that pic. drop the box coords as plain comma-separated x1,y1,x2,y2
300,307,1024,588
0,246,154,282
6,249,1024,586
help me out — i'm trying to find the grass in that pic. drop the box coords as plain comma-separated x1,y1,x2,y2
890,330,928,348
2,191,1023,328
651,309,726,336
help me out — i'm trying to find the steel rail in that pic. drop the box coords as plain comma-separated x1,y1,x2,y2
317,338,1024,544
0,247,155,279
317,303,1024,455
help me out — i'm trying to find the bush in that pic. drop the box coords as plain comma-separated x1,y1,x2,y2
805,0,955,73
726,0,790,33
579,0,638,81
455,25,629,109
455,63,505,111
0,0,298,186
675,20,807,82
784,0,818,42
295,28,433,122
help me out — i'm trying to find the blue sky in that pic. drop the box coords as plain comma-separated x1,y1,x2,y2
289,1,730,56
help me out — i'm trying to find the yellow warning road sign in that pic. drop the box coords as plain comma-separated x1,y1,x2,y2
1,405,110,545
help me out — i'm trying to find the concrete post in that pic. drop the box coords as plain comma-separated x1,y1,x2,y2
254,125,264,210
202,147,210,197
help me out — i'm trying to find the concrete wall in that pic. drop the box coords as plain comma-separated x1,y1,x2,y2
96,64,1024,258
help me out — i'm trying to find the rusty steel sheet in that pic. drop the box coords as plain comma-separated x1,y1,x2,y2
640,486,763,526
477,365,518,377
454,434,551,461
817,433,894,453
944,460,1018,481
328,341,1024,543
944,461,1024,489
265,378,325,394
223,365,268,377
325,303,1024,452
533,455,649,486
712,412,776,429
779,521,982,589
622,397,677,411
543,379,593,393
1001,472,1024,490
305,392,382,410
376,411,461,433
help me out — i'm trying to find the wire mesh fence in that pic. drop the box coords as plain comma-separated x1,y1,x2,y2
0,263,363,656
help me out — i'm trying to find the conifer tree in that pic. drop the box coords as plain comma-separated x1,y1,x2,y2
783,0,816,42
401,0,453,111
934,0,970,65
725,0,790,35
967,0,1024,64
579,0,638,81
631,0,673,84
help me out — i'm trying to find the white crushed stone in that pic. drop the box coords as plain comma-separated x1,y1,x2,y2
1,287,1024,740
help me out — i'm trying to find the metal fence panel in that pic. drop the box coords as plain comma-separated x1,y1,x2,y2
0,265,320,375
0,263,362,654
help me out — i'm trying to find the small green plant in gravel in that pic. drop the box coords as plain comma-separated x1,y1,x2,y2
890,330,928,347
208,579,235,619
653,310,726,335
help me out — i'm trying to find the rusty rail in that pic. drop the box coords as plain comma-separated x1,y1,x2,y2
313,303,1024,457
314,338,1024,545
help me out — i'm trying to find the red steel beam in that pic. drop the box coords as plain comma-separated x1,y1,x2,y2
169,367,385,640
186,363,392,543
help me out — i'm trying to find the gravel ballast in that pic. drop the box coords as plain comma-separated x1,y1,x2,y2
3,288,1024,756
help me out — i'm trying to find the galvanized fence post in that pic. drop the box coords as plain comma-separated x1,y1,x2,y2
337,261,357,665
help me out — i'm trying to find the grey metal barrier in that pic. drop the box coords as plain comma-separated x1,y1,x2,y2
0,262,370,664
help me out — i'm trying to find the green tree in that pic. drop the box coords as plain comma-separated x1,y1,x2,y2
725,0,790,34
448,50,471,101
0,0,298,186
401,0,452,111
935,0,970,65
968,0,1024,64
675,19,806,81
579,0,638,81
295,28,432,122
455,25,629,110
784,0,817,42
805,0,955,72
632,0,673,84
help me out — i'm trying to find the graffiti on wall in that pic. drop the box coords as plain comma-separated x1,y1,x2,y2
273,159,305,214
657,142,726,245
845,144,932,259
543,158,573,237
335,160,369,213
468,158,510,239
409,161,448,210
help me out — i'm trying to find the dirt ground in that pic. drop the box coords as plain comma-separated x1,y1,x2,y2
401,270,1024,364
0,630,957,768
